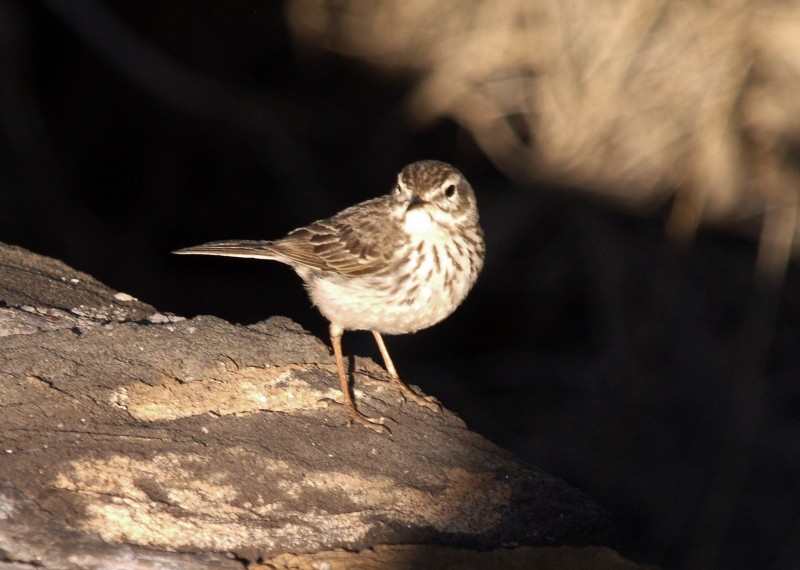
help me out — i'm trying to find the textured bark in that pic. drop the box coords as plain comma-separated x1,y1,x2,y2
0,242,624,568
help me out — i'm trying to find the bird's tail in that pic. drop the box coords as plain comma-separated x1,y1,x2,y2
172,240,282,261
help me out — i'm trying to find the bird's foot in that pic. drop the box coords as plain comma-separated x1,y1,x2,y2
347,407,391,435
392,380,442,413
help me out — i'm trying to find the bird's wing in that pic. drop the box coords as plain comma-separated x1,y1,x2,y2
274,197,402,276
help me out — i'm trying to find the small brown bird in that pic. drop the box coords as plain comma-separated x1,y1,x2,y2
174,160,484,433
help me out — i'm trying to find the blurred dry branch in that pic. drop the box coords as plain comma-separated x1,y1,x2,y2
287,0,800,264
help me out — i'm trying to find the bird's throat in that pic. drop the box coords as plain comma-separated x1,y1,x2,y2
403,208,437,236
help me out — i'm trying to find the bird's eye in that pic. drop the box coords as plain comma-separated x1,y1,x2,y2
444,184,456,198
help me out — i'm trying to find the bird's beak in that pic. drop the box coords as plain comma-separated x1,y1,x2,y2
406,195,427,211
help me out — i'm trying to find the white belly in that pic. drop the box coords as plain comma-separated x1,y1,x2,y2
306,232,479,334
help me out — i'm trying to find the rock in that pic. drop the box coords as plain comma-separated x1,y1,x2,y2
0,242,619,568
256,544,655,569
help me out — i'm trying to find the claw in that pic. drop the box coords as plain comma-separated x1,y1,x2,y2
371,331,442,414
347,409,391,435
394,382,442,413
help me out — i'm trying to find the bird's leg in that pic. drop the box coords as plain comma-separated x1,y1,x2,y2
330,324,389,433
371,331,442,413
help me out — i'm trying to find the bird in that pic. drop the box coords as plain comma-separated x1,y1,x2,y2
173,160,485,433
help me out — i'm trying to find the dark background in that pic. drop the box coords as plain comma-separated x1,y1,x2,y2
2,2,799,569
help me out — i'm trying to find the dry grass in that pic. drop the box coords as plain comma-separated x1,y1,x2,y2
288,0,800,270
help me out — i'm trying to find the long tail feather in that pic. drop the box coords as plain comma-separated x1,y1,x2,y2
172,240,280,260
